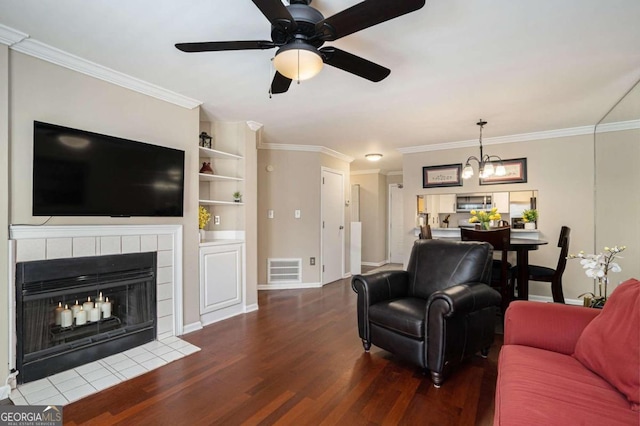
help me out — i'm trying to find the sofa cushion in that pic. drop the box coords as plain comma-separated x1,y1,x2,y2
368,297,425,339
573,278,640,410
495,345,637,425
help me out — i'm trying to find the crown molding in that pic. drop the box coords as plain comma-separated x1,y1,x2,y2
351,169,382,176
259,142,354,163
387,170,403,176
397,120,640,154
595,119,640,133
8,36,202,109
0,24,28,46
246,121,264,131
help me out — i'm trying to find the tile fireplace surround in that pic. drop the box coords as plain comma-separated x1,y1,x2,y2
8,224,198,405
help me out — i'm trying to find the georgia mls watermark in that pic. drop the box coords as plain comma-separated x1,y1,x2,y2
0,405,62,426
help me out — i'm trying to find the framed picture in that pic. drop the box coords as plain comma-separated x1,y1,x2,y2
422,164,463,188
480,157,527,185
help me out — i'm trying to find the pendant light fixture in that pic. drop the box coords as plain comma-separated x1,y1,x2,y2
461,119,506,179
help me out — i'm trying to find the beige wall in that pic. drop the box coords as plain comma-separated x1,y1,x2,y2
595,128,640,286
403,134,596,301
351,173,388,264
257,149,351,284
258,150,321,284
0,45,10,384
7,52,201,333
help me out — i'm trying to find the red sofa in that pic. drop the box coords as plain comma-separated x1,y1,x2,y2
494,279,640,425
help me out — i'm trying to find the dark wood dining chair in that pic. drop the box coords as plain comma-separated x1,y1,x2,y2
511,226,571,303
419,224,432,239
461,227,512,312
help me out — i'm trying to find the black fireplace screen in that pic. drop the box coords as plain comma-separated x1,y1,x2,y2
16,252,157,383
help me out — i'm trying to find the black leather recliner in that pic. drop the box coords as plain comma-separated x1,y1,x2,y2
351,239,501,387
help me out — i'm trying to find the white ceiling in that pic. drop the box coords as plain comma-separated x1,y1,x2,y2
1,0,639,171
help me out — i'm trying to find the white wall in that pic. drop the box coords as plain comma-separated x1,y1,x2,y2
403,134,595,301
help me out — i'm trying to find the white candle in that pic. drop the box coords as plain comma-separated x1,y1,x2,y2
95,292,104,311
101,297,112,319
54,302,64,325
71,300,82,318
89,303,101,322
83,296,93,312
61,305,73,327
75,307,87,326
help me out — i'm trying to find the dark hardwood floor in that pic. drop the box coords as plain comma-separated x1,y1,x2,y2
63,277,501,425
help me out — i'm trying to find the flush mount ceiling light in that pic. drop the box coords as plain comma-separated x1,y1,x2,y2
365,153,383,162
273,41,324,81
461,120,506,179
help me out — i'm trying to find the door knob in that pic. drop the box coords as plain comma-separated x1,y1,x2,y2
339,225,344,230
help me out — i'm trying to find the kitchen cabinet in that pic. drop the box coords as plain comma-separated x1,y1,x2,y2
439,194,457,214
492,192,510,213
426,195,440,228
199,242,243,315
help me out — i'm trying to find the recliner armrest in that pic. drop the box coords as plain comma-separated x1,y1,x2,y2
351,270,409,305
504,301,600,355
427,282,501,317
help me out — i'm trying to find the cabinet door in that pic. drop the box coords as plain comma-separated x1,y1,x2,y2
492,192,510,213
439,194,457,214
199,243,243,314
426,195,440,227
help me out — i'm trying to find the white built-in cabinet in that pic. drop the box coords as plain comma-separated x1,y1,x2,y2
491,192,510,213
197,122,248,324
425,195,440,228
199,242,244,322
438,194,457,214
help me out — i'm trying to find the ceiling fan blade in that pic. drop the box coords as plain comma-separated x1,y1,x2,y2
320,47,390,82
270,71,292,95
252,0,297,32
317,0,425,41
175,41,276,52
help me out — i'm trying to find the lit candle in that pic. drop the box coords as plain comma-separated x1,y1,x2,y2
71,300,82,318
61,304,73,327
95,292,104,311
89,303,101,322
54,302,64,325
75,307,87,326
101,297,112,319
83,296,93,312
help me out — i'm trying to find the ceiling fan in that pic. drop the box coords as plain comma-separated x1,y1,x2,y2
175,0,425,94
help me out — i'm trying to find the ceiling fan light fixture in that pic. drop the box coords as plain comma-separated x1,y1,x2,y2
273,42,323,81
365,153,383,162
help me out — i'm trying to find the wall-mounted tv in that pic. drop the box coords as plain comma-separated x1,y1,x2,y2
33,121,185,217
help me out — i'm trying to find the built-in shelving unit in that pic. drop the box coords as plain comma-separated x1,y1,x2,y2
198,143,244,206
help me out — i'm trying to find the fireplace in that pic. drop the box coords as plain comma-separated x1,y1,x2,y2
15,252,157,384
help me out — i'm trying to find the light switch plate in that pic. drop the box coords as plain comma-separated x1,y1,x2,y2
214,215,220,225
268,209,274,219
294,209,301,219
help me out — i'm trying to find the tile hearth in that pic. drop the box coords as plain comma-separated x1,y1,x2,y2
9,336,200,406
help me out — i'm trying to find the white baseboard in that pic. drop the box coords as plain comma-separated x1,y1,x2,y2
342,273,352,279
258,282,322,290
182,321,204,335
528,295,583,306
245,303,259,313
361,260,388,267
200,305,245,327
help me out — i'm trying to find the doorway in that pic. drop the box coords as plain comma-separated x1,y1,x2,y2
388,183,404,264
321,168,345,285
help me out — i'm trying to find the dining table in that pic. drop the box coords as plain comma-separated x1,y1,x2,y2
437,236,548,300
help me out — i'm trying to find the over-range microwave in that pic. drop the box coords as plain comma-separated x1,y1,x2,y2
456,193,492,212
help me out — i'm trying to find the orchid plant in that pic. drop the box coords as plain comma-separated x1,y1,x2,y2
198,205,211,230
569,245,626,307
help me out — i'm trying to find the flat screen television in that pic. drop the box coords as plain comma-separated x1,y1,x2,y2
33,121,185,217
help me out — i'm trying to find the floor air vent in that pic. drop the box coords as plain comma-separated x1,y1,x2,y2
268,258,301,284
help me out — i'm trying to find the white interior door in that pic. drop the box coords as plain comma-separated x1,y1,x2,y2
321,168,344,284
389,184,404,264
